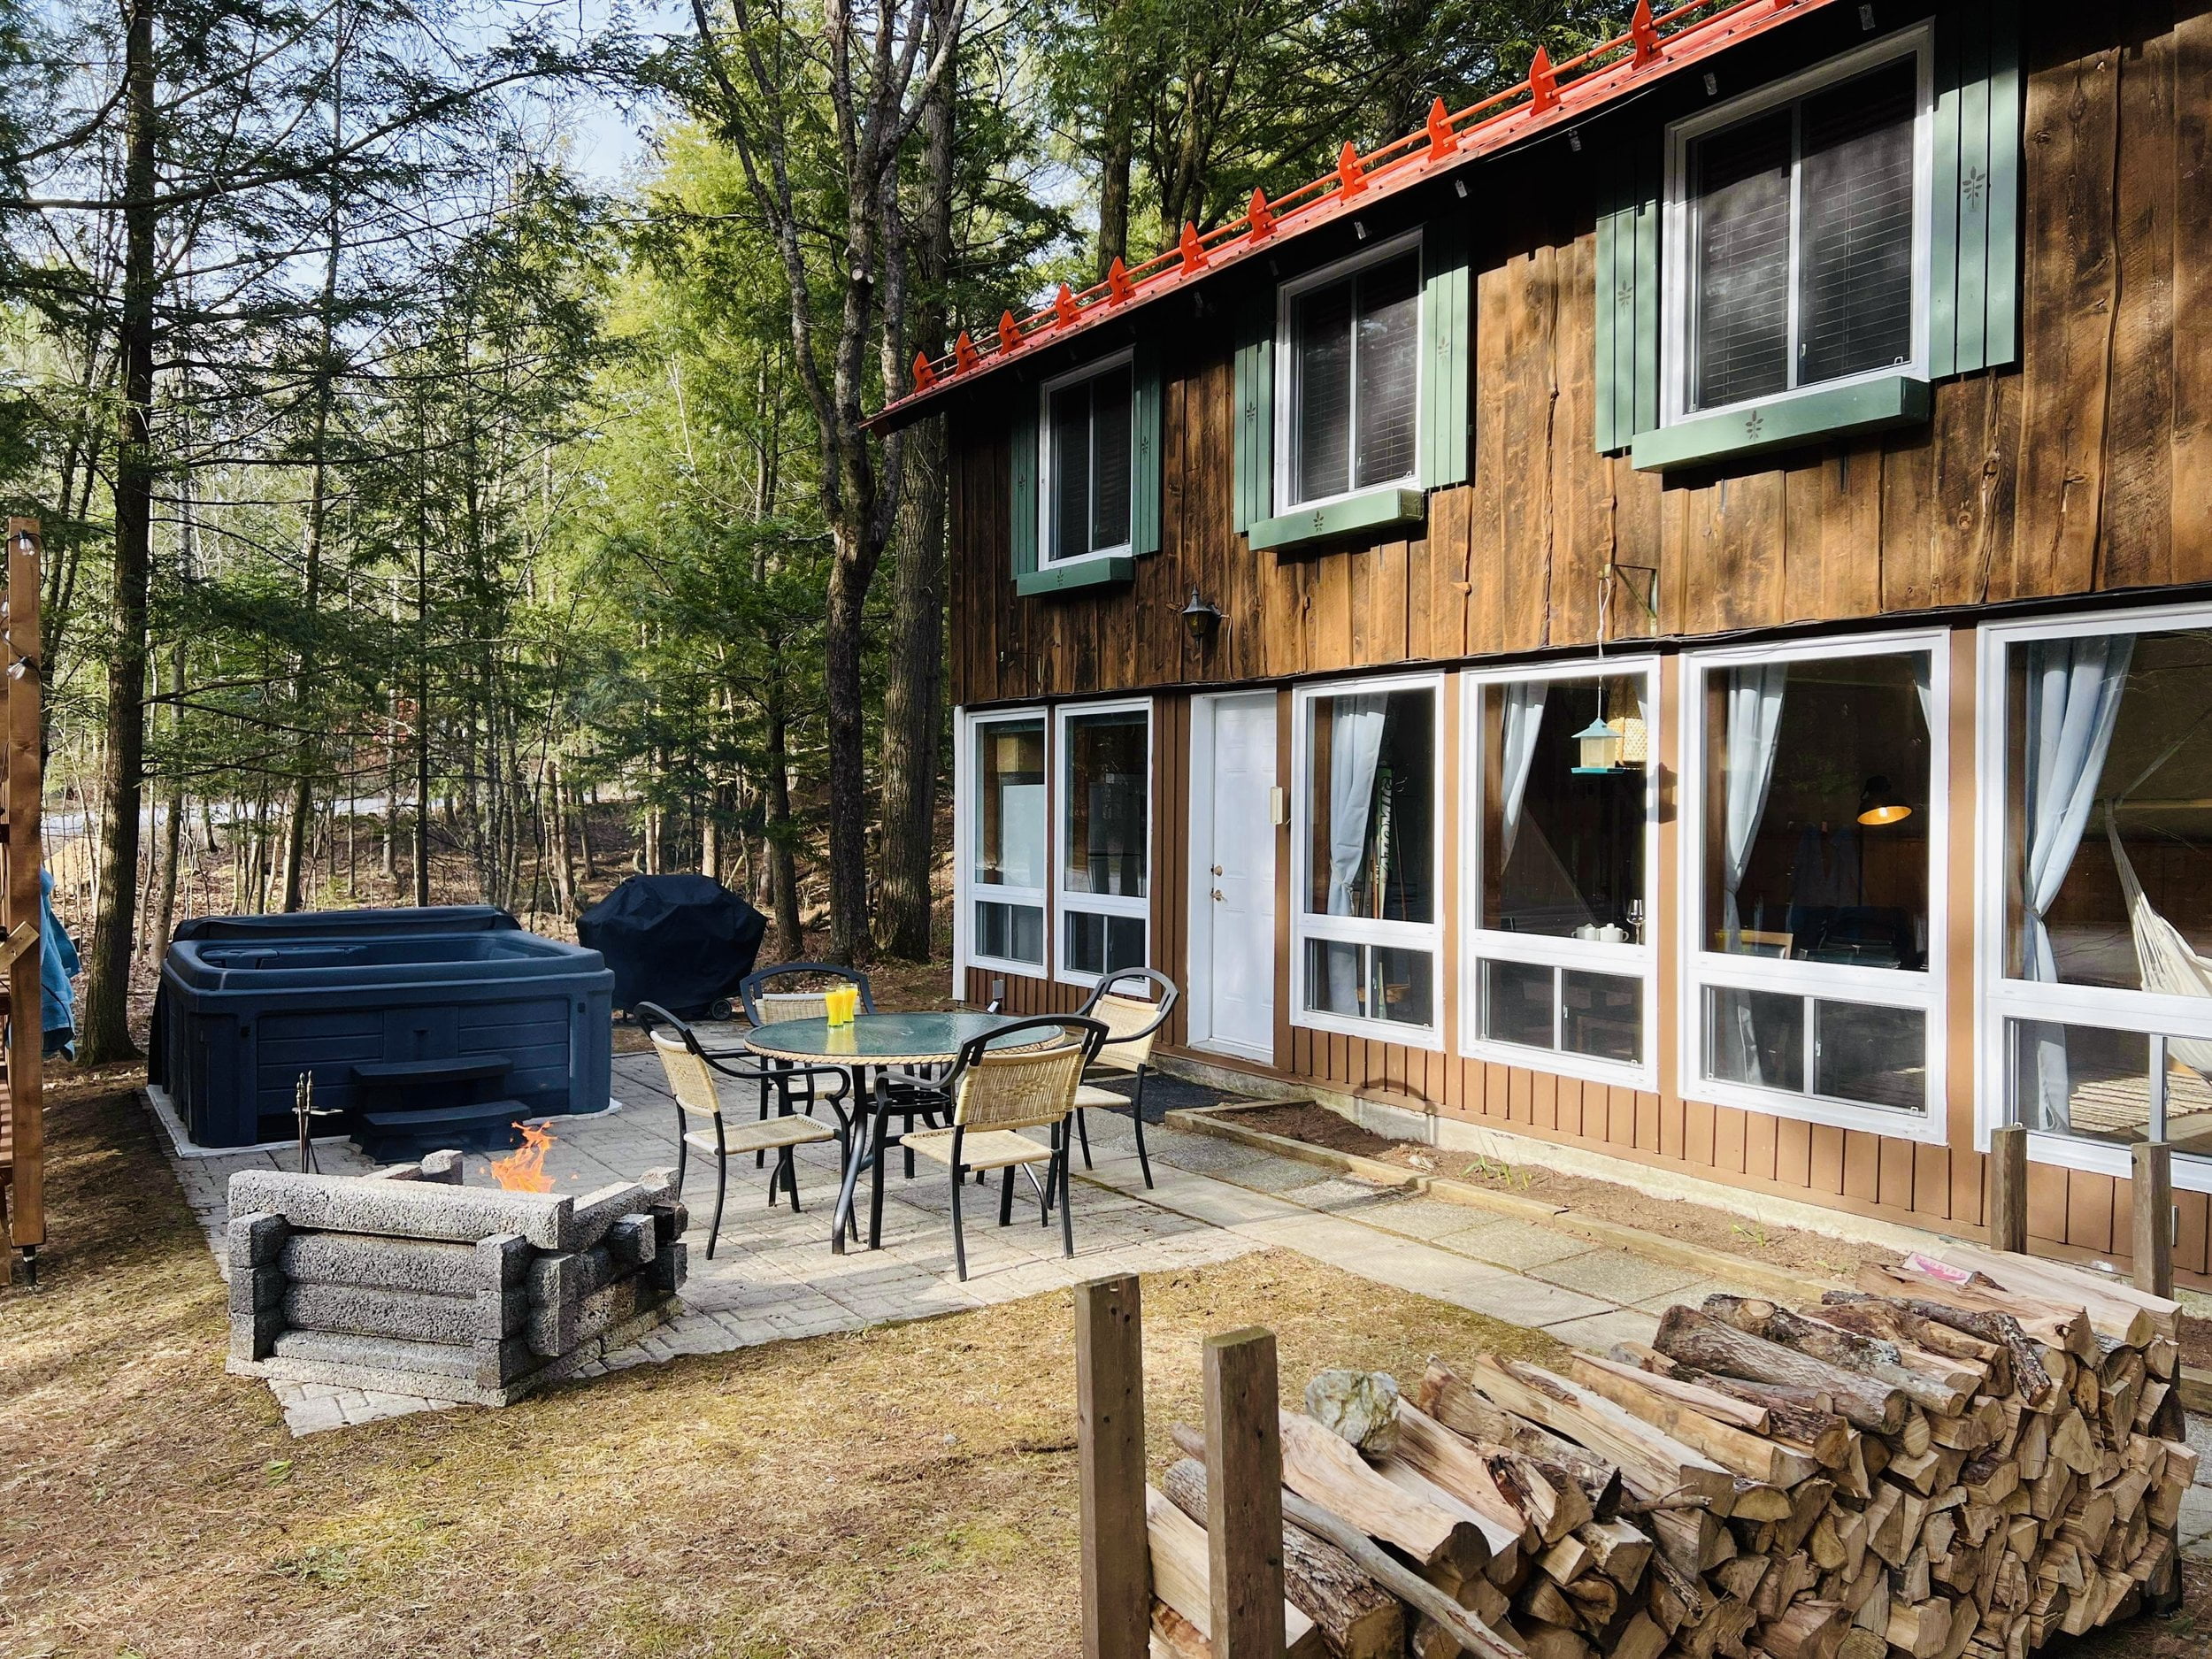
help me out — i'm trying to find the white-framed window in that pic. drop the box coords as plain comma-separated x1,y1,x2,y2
1039,350,1134,565
1662,25,1933,425
1678,631,1947,1140
1975,603,2212,1194
1274,230,1423,515
959,708,1049,973
1461,657,1661,1088
1291,672,1443,1047
1056,699,1152,986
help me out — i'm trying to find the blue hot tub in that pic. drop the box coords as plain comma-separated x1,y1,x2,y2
150,907,613,1150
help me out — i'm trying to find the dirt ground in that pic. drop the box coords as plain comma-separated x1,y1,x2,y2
1229,1101,1907,1281
1,1067,1566,1659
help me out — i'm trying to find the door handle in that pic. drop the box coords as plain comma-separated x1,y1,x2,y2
1211,864,1224,876
1211,888,1225,902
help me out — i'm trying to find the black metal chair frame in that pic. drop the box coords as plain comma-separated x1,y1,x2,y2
1070,967,1179,1190
736,960,878,1025
634,1001,858,1256
925,1015,1108,1280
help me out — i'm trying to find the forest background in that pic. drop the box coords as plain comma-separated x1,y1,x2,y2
0,0,1627,1062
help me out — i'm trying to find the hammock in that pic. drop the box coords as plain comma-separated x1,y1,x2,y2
2104,810,2212,1079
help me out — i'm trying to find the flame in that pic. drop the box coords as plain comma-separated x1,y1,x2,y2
489,1123,557,1192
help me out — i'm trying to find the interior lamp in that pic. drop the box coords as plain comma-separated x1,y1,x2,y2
1857,774,1912,826
1571,717,1624,773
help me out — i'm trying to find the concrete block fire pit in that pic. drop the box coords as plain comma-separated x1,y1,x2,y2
225,1151,687,1406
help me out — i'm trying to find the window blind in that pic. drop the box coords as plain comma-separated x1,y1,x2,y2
1293,280,1355,503
1048,380,1091,563
1089,365,1133,553
1691,110,1793,411
1355,255,1421,488
1799,62,1917,387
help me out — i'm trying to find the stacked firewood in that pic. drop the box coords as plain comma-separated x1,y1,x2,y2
1142,1246,2196,1659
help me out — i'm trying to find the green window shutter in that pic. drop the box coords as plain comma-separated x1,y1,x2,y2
1420,213,1471,490
1010,391,1038,580
1233,288,1274,535
1932,0,2022,377
1594,148,1661,456
1131,341,1163,556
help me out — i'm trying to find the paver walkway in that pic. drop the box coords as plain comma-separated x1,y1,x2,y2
150,1033,2212,1560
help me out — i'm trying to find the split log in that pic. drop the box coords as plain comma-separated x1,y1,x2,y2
1391,1402,1552,1551
1463,1356,1740,1514
1418,1360,1625,1519
1654,1305,1907,1432
1624,1343,1854,1464
1598,1347,1773,1431
1566,1353,1819,1486
1762,1596,1847,1659
1832,1285,2059,1409
1926,1244,2175,1343
1701,1295,1971,1416
1146,1486,1325,1657
1858,1263,2097,1363
1150,1600,1210,1659
1277,1409,1491,1578
1162,1457,1404,1659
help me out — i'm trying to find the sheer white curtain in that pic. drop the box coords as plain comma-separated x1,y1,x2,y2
1497,683,1548,871
1325,695,1388,1008
2020,637,2133,1128
1721,664,1789,943
1718,664,1788,1085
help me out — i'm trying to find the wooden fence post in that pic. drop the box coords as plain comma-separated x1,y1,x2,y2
1986,1125,2028,1255
2131,1141,2174,1299
1076,1274,1149,1659
1204,1325,1286,1659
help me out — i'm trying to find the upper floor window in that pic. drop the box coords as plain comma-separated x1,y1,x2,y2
1279,236,1422,511
1666,29,1931,421
1041,353,1133,565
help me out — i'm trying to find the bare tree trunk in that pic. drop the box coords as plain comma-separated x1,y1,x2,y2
277,20,346,913
1094,4,1135,280
764,651,803,961
80,0,159,1062
873,42,955,962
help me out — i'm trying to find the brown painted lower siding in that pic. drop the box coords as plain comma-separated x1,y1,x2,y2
964,963,2212,1292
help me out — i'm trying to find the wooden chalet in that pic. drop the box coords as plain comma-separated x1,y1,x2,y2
878,0,2212,1287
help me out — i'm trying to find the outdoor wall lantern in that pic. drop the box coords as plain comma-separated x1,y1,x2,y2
1857,775,1912,826
1181,588,1222,646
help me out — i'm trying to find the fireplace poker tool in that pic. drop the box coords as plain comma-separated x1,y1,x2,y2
294,1071,341,1172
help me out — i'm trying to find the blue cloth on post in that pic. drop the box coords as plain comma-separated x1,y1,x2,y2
41,866,78,1057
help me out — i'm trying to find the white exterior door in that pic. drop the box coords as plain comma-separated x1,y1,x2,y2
1191,692,1278,1062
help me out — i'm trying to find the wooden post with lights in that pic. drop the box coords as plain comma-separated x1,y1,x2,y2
2,518,43,1286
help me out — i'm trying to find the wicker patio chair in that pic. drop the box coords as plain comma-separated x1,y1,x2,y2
1069,969,1179,1189
899,1016,1109,1280
637,1002,853,1258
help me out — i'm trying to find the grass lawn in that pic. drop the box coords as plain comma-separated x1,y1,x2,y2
3,1068,1571,1658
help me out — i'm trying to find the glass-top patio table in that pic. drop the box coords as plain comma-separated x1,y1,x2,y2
744,1012,1036,1252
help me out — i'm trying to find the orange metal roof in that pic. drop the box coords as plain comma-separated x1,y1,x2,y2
872,0,1845,430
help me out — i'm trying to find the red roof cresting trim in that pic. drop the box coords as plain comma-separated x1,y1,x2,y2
875,0,1844,429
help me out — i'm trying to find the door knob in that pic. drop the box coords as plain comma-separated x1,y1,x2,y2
1211,864,1224,876
1211,888,1225,902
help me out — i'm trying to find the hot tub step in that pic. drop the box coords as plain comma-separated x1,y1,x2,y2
352,1056,513,1086
356,1098,534,1161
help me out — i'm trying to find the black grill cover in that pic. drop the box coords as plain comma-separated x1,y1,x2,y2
574,875,767,1019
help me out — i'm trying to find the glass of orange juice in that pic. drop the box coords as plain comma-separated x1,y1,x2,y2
826,984,856,1027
